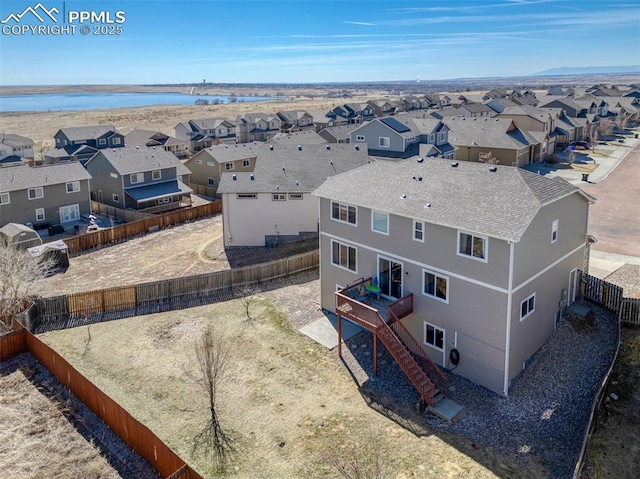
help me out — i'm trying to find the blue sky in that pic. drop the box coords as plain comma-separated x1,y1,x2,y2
1,0,639,85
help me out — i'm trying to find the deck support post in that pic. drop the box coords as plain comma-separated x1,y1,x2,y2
373,330,378,375
337,313,342,357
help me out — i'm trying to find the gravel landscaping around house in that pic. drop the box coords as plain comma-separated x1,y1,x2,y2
332,304,618,478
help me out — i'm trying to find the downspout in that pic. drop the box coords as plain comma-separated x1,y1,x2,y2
503,241,515,396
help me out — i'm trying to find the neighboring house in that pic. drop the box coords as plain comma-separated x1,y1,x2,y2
45,125,124,164
318,125,357,143
184,143,262,195
443,103,495,118
349,116,455,159
304,109,334,132
0,133,34,165
498,106,559,157
443,117,539,166
0,163,92,228
266,130,327,146
175,118,237,152
485,98,520,114
217,143,370,248
367,99,398,117
538,97,589,118
328,103,375,124
124,129,189,159
276,110,315,132
313,159,593,396
85,147,192,213
236,113,281,143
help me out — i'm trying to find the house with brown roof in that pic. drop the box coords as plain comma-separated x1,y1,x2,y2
124,129,189,159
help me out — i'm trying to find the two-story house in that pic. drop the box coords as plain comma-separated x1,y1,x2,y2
124,129,189,159
328,103,375,125
276,110,315,133
217,143,370,248
367,99,398,117
45,125,125,164
235,113,281,143
497,106,559,158
349,116,454,159
0,163,92,228
175,118,237,153
0,133,35,167
184,142,262,196
313,159,593,398
85,147,192,213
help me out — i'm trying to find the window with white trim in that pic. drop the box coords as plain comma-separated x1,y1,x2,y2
225,163,234,171
242,159,251,168
551,219,559,243
35,208,45,221
438,131,447,143
0,192,10,205
130,173,144,184
423,270,448,303
98,138,106,145
424,322,444,351
112,137,121,145
429,134,436,143
378,137,390,148
28,187,43,200
207,177,215,186
458,231,487,261
371,210,389,234
331,201,356,225
110,172,118,179
331,240,357,272
520,293,535,320
152,170,161,181
272,193,286,201
112,194,119,202
237,193,257,199
289,193,303,200
66,181,80,193
413,220,424,242
356,135,365,142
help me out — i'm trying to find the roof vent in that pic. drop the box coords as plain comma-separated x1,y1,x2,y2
296,181,299,186
326,145,330,150
269,145,274,150
400,194,406,199
417,158,424,163
489,166,498,172
418,176,423,181
276,185,279,190
451,162,459,167
424,203,431,208
297,145,302,150
232,174,237,181
355,145,360,150
250,174,254,181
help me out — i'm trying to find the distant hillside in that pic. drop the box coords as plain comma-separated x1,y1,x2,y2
535,65,640,76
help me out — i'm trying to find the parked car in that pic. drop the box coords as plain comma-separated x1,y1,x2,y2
569,140,591,150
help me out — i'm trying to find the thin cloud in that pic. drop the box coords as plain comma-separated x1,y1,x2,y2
343,21,376,26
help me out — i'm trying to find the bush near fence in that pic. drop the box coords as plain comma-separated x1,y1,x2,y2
0,326,202,479
23,250,319,334
64,201,221,256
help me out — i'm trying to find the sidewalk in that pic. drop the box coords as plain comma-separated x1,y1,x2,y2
522,129,640,186
589,249,640,279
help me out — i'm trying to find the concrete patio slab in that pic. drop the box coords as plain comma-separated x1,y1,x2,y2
299,313,365,349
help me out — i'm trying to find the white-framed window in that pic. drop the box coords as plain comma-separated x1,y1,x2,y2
429,134,436,143
422,270,449,303
152,170,161,181
110,172,118,179
331,240,357,272
98,138,107,145
520,293,535,320
438,132,447,143
66,181,80,193
272,193,286,201
0,192,10,205
130,173,144,184
413,220,424,242
331,201,357,225
356,135,365,142
207,161,215,166
237,193,257,199
424,322,445,351
225,163,234,171
378,136,390,148
457,231,487,262
371,210,389,234
112,137,121,145
551,219,559,243
289,193,303,200
207,177,215,186
112,194,119,202
242,159,251,168
35,208,45,221
28,187,43,200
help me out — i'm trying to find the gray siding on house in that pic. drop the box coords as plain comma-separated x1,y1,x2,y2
85,153,124,207
121,167,177,188
350,122,404,152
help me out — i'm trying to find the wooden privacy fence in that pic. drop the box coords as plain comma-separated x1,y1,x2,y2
91,200,155,222
25,250,319,333
620,298,640,327
64,201,221,255
190,183,218,198
1,327,202,479
580,271,624,313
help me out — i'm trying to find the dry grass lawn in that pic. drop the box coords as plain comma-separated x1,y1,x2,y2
38,296,507,479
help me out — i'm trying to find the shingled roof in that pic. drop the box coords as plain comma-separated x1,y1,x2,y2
56,125,118,141
0,163,91,193
313,159,586,243
217,143,370,194
88,146,183,175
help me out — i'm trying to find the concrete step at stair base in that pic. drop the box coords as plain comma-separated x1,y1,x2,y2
427,398,463,422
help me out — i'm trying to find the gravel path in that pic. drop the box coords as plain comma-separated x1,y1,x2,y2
329,305,618,478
